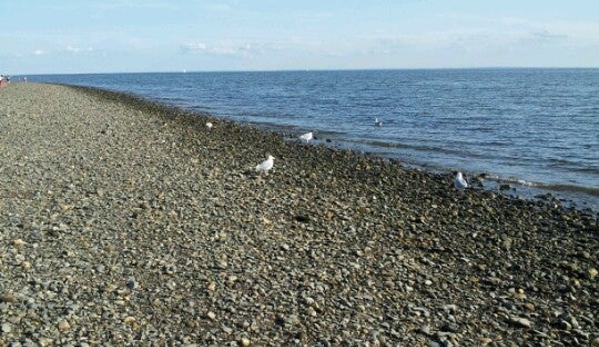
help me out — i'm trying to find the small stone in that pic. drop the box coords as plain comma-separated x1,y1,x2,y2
508,316,532,328
442,304,458,312
580,251,591,259
21,261,32,269
2,322,12,333
513,291,527,300
440,322,459,333
0,293,19,303
221,325,233,334
240,337,251,346
207,311,216,320
294,215,310,223
487,277,502,285
58,320,71,331
12,239,26,247
303,297,315,306
589,268,598,280
124,316,136,324
591,337,599,347
557,320,571,330
283,314,300,327
419,325,432,336
480,338,493,345
523,303,535,311
127,280,138,290
39,338,54,347
207,282,216,291
569,316,580,329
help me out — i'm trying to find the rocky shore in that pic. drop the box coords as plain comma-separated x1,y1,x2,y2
1,83,597,346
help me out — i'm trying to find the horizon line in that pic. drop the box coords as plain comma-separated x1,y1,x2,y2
12,66,599,77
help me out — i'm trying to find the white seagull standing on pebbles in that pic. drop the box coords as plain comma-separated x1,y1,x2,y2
299,132,313,143
255,155,275,174
374,118,383,127
205,122,213,130
454,171,468,191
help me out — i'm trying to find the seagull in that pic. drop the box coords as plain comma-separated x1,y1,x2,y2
299,132,313,143
454,171,468,191
374,118,383,127
255,155,275,174
205,122,213,130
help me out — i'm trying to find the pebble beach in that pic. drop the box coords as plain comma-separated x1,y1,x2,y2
1,83,598,346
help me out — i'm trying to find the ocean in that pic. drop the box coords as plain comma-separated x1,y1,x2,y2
27,69,599,210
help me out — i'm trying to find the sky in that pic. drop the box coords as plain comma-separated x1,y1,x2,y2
1,1,598,75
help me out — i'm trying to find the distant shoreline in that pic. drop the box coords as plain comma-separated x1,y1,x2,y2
60,82,598,214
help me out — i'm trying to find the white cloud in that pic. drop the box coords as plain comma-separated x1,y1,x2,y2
66,46,95,54
33,49,45,56
182,43,208,52
181,42,258,57
525,30,567,44
356,23,576,57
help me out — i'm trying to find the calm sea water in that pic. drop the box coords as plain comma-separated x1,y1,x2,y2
28,69,599,209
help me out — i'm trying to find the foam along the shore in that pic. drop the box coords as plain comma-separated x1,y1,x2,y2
1,83,598,346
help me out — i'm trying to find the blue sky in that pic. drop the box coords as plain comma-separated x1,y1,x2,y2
2,1,598,74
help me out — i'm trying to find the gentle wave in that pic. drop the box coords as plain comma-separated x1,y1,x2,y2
338,137,491,159
541,184,599,197
486,174,599,196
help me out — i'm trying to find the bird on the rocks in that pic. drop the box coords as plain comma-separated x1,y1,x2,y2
454,171,468,191
299,132,313,143
255,155,275,174
205,122,213,129
374,118,383,127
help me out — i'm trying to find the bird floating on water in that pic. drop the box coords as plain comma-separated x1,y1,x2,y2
374,118,383,127
255,155,275,174
205,122,213,130
299,132,313,143
454,171,468,191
